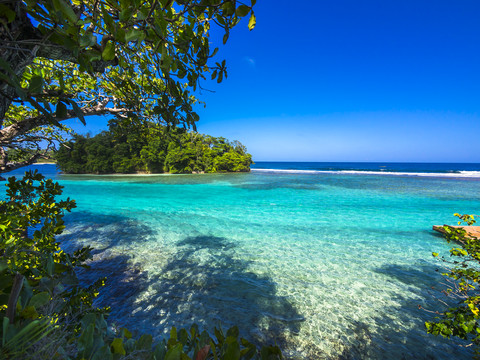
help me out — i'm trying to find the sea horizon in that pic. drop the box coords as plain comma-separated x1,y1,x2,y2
251,161,480,178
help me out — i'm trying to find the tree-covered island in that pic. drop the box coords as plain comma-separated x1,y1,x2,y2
55,120,252,174
0,0,287,357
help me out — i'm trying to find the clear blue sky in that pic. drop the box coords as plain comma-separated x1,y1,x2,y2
70,0,480,162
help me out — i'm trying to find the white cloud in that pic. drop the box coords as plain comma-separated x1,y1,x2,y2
244,57,256,67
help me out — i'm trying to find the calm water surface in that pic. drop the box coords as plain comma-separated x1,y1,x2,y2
5,163,480,359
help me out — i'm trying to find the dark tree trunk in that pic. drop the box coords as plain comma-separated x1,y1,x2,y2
0,2,119,174
0,2,40,123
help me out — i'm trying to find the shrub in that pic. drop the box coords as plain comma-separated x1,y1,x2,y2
426,213,480,357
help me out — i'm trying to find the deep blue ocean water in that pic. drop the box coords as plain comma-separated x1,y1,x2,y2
4,162,480,359
252,161,480,177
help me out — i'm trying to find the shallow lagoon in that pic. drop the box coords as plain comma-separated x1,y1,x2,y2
6,164,480,359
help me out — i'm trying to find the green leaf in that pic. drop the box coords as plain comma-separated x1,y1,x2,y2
164,343,183,360
102,41,116,61
28,292,50,308
135,334,153,350
55,101,68,118
260,345,282,359
248,12,256,31
0,4,16,23
111,338,126,355
178,328,188,345
53,0,78,24
20,305,39,319
122,327,132,339
78,323,95,355
119,7,134,21
3,319,52,352
0,260,7,272
235,5,250,17
28,75,44,94
92,344,113,360
224,337,240,360
240,339,256,360
46,254,54,276
3,317,9,347
81,313,97,329
153,343,167,360
125,29,144,42
170,326,177,342
226,326,239,338
155,16,168,37
70,101,86,125
101,6,115,32
222,2,235,16
79,33,97,48
214,327,224,344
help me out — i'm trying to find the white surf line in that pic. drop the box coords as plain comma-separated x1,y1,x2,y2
251,168,480,178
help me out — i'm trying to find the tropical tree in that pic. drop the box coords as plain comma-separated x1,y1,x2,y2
55,121,252,173
0,0,257,174
0,1,284,358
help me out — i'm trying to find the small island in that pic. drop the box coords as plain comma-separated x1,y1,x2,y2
56,121,252,174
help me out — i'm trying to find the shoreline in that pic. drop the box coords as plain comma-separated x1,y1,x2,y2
59,170,251,176
26,163,250,176
12,163,480,179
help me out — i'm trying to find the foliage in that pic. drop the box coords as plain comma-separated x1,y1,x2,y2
426,213,480,356
55,121,252,174
0,170,104,358
0,171,281,359
0,0,257,173
0,1,276,357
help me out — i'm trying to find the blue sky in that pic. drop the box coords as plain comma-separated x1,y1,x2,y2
72,0,480,162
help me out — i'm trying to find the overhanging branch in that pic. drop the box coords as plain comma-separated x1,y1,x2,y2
0,152,44,173
0,103,131,144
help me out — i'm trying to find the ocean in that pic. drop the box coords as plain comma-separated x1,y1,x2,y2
4,162,480,359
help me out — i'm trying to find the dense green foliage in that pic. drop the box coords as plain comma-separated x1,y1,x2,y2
55,121,252,174
0,1,280,358
0,0,256,172
0,171,281,359
426,214,480,356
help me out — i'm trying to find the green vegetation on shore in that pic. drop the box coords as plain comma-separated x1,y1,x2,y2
0,0,281,357
0,171,282,359
427,214,480,355
55,121,252,174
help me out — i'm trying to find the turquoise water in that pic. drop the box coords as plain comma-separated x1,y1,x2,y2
5,164,480,359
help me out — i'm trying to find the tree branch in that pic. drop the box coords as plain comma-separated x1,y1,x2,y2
0,152,45,173
0,101,131,145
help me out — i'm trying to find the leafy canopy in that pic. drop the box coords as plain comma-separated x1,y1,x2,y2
55,121,252,174
0,0,256,172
